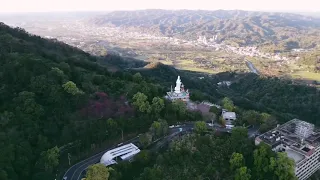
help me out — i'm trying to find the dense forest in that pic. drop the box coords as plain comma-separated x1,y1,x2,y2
0,22,173,180
0,22,319,180
103,127,296,180
130,63,320,126
228,74,320,125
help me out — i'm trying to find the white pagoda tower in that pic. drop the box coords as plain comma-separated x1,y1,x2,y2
166,76,190,102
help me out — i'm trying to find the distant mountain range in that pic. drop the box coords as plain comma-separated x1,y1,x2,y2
91,9,320,51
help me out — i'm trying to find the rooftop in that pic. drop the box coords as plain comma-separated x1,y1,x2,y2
256,119,320,165
100,143,140,166
167,91,189,97
222,112,236,119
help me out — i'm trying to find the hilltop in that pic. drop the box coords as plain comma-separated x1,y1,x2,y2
0,22,164,180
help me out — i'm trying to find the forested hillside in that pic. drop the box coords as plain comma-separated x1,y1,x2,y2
129,64,320,126
0,22,167,180
229,74,320,125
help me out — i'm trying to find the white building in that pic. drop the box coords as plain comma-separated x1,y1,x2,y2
255,119,320,180
100,143,140,166
217,81,232,87
222,110,236,129
165,76,190,102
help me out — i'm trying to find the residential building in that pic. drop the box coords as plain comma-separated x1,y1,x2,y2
222,109,236,129
255,119,320,180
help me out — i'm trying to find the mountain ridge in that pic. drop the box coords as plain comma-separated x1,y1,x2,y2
91,9,320,50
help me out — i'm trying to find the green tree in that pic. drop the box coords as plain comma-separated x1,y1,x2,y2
0,170,8,180
242,110,261,125
235,167,251,180
49,67,66,82
62,81,83,95
209,106,221,116
151,97,165,116
32,172,54,180
221,97,234,111
203,112,216,122
230,127,252,156
39,146,59,172
172,100,187,118
132,92,151,113
269,152,297,180
139,167,163,180
231,127,248,139
133,73,143,83
189,90,205,101
14,91,44,119
230,152,245,170
159,120,169,137
30,75,50,95
260,113,271,122
85,164,110,180
150,121,161,138
253,143,273,179
135,150,151,166
149,120,168,138
139,133,153,148
0,111,14,127
218,116,226,126
259,114,278,133
194,121,207,133
106,118,118,137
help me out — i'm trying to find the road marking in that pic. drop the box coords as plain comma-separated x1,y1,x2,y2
73,157,100,180
62,136,139,180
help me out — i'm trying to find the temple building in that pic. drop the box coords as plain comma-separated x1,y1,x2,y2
165,76,190,102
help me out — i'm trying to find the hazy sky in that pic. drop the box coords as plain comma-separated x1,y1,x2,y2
0,0,319,13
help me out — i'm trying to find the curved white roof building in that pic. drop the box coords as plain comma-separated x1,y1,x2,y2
100,143,140,166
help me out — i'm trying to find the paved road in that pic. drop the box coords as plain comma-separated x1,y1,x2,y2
62,123,258,180
62,127,186,180
62,136,140,180
245,60,260,75
248,125,260,138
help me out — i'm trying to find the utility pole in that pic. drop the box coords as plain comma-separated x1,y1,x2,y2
212,117,214,132
121,129,124,141
68,153,71,166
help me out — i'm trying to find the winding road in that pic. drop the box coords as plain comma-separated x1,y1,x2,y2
61,136,140,180
61,123,259,180
245,60,260,75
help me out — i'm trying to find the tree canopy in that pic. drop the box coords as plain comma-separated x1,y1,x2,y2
194,121,207,134
85,164,111,180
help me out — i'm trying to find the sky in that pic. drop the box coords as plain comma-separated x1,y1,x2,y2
0,0,319,13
